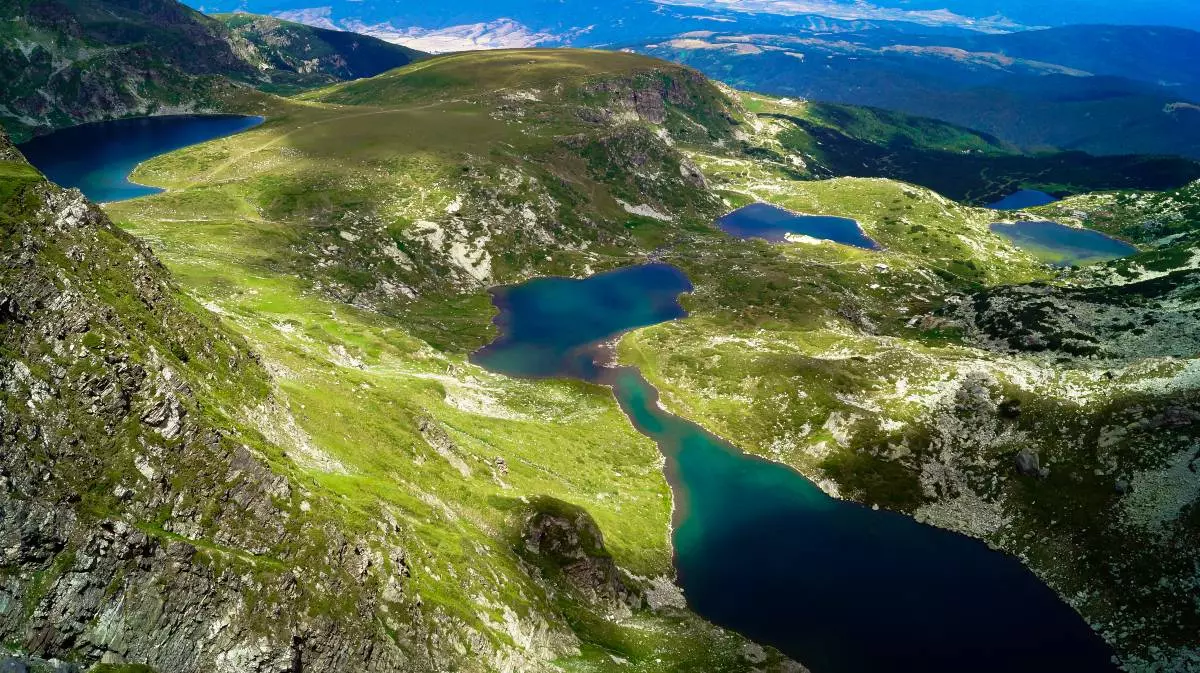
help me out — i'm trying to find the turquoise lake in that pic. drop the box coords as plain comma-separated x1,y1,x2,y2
992,220,1138,266
474,263,1116,673
718,202,878,249
988,189,1060,210
18,114,264,202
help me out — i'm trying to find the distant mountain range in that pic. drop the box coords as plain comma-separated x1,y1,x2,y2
631,24,1200,158
658,0,1200,31
184,0,981,52
187,0,1200,35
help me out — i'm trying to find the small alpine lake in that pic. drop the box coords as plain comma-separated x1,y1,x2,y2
19,114,264,202
992,220,1138,266
717,202,878,249
987,189,1060,210
473,263,1116,673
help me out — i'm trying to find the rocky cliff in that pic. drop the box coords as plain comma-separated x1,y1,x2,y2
0,133,445,672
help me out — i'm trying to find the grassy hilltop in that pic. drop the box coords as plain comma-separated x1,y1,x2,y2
4,41,1200,673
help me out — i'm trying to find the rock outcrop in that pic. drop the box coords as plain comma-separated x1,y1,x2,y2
520,497,642,617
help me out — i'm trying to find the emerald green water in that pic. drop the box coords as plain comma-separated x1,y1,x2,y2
474,263,1115,673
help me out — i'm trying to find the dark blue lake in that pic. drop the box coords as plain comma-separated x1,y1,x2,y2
992,220,1138,266
18,114,264,202
473,264,1116,673
988,189,1059,210
473,263,691,380
718,202,878,249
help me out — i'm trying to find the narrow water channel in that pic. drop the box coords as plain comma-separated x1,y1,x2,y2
473,263,1116,673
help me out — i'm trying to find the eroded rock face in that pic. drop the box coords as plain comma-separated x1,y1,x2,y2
1014,448,1048,478
577,68,736,137
0,135,20,161
521,498,643,616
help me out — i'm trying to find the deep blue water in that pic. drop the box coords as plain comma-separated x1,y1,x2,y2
991,220,1138,266
988,189,1060,210
18,115,264,202
718,202,879,249
473,263,1116,673
473,263,692,380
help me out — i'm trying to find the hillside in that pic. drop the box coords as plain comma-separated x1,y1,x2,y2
216,13,426,94
741,97,1200,204
126,48,738,334
0,128,427,670
0,0,425,141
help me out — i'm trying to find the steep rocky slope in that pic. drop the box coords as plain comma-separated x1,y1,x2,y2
0,131,426,671
0,0,425,141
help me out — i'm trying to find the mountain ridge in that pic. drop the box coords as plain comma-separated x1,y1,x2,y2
631,23,1200,158
0,1,427,141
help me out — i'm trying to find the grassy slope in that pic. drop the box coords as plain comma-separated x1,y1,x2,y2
103,51,792,672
